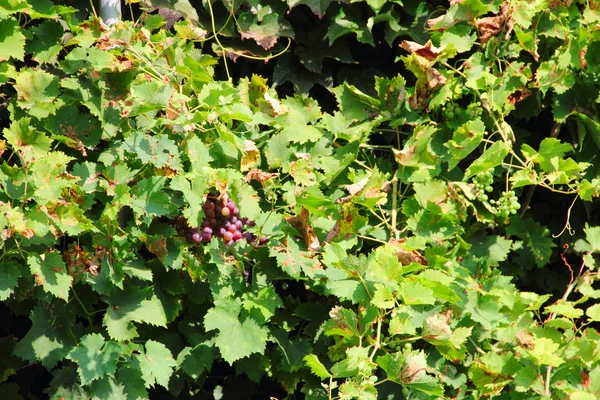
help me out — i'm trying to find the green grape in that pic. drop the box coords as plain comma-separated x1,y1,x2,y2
446,111,455,119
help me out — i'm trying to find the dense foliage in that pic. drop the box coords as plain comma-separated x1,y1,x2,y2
2,0,600,398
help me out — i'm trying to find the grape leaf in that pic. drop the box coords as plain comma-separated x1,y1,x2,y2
177,345,215,379
103,286,167,341
13,305,76,369
134,340,177,389
3,117,53,163
117,365,148,400
303,354,331,379
27,251,73,301
68,334,122,385
14,68,61,118
204,299,268,364
90,376,126,400
0,262,21,301
0,17,26,62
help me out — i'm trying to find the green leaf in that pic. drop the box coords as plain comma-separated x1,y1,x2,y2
204,299,268,364
27,251,72,301
440,23,476,53
25,20,64,64
14,68,61,118
129,80,174,114
122,132,182,170
68,334,121,385
170,174,207,228
177,345,214,379
90,377,126,400
464,141,511,180
303,354,331,379
0,262,21,301
0,17,26,61
135,340,177,389
13,305,76,369
400,281,436,305
333,83,379,122
128,177,178,223
544,301,583,319
445,118,485,170
242,286,283,321
586,303,600,321
116,365,148,400
4,118,52,163
103,286,167,341
507,216,555,267
526,337,564,367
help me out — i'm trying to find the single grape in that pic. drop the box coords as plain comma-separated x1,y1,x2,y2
205,209,215,219
233,207,239,215
227,224,237,233
203,227,213,234
259,236,268,244
201,232,212,241
224,231,233,242
221,207,231,217
219,227,227,236
192,232,202,244
235,220,243,229
247,220,256,227
233,231,242,241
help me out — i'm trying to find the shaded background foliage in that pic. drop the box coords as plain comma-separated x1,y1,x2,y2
2,0,600,399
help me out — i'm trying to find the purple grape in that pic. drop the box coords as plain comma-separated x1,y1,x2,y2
203,227,213,234
192,232,202,243
201,232,212,242
205,209,215,219
230,216,238,224
232,207,239,215
227,225,237,233
219,227,227,236
202,220,210,228
247,220,256,227
235,220,243,229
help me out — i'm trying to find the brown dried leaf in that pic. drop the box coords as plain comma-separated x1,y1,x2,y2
426,68,447,89
241,140,260,172
400,40,444,61
507,88,532,106
244,169,279,183
476,1,511,43
286,207,320,251
388,238,428,266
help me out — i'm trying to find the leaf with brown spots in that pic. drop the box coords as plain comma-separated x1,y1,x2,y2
286,207,320,251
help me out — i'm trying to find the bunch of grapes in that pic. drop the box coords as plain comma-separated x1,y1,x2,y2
490,190,520,218
466,102,482,118
472,169,494,202
174,194,267,247
442,103,462,120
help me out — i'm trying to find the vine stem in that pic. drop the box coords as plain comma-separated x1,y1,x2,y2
391,174,399,240
543,247,586,396
369,317,382,360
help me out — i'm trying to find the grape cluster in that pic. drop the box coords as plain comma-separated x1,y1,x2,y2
490,190,520,218
472,170,494,202
442,103,462,120
174,194,267,247
466,102,482,118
